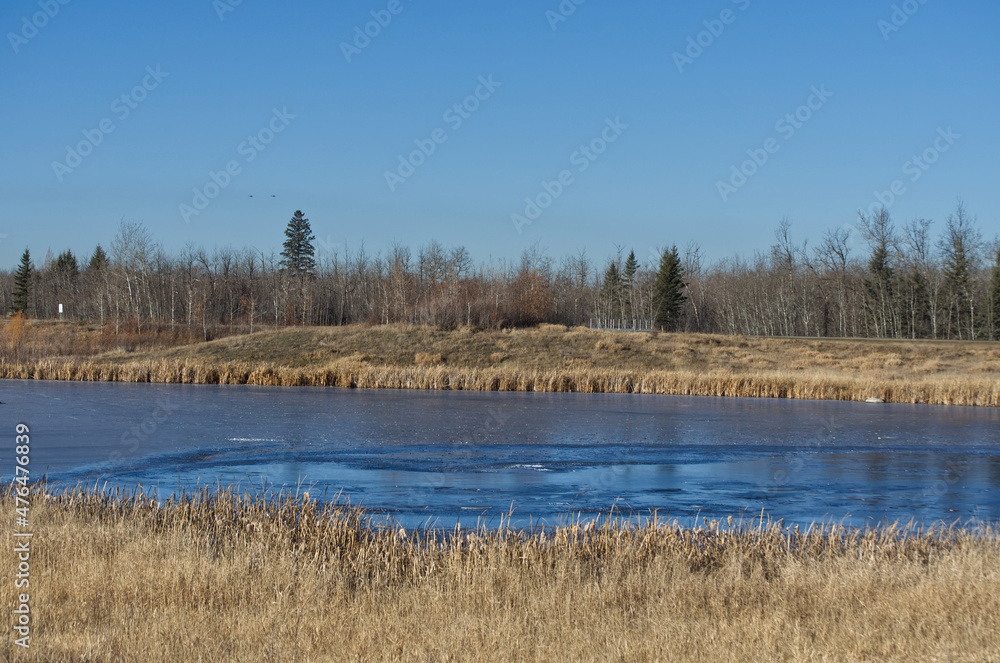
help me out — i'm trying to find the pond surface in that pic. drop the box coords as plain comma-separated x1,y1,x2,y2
3,381,1000,529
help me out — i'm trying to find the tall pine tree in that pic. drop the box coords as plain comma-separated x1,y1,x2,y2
55,249,79,280
901,266,930,339
280,211,317,325
12,248,33,314
864,242,895,337
601,260,622,320
653,245,685,331
623,250,639,320
859,207,897,338
990,246,1000,341
89,245,108,272
939,203,979,339
279,211,317,280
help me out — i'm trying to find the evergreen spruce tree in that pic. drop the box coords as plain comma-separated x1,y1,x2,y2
940,206,978,339
623,250,638,319
653,245,686,331
89,245,108,272
623,251,638,283
990,246,1000,340
601,260,622,320
902,266,930,339
12,248,33,313
280,211,317,280
280,211,317,324
55,249,79,280
86,245,109,327
858,207,898,337
864,242,895,337
942,238,972,320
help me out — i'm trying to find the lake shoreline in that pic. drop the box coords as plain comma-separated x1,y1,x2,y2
3,323,999,406
5,484,998,662
2,356,999,407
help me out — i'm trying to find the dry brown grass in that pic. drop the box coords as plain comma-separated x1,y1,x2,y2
2,322,1000,406
0,318,223,362
414,352,445,367
4,484,998,662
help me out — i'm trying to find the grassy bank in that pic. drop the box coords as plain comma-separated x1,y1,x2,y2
3,321,1000,405
3,485,998,662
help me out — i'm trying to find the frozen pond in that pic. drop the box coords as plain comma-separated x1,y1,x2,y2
4,380,1000,529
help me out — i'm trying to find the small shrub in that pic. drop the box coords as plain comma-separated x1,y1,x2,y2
7,312,27,348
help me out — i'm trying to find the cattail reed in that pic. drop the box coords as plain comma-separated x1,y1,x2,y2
4,324,999,406
3,483,999,662
3,355,999,406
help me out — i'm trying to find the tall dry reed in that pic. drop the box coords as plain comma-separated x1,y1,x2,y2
3,356,999,406
2,484,998,662
3,323,999,406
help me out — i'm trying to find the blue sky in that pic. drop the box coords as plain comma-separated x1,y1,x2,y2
1,0,997,269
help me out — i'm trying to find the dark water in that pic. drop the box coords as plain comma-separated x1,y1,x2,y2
3,380,1000,529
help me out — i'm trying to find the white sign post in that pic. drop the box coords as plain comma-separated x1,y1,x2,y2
58,303,63,321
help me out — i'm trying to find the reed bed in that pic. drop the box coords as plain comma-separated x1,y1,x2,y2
3,356,1000,407
3,484,999,662
3,323,1000,406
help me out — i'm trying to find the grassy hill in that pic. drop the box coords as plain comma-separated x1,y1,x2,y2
2,320,999,406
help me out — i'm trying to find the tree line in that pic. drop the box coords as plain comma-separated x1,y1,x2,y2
5,203,1000,340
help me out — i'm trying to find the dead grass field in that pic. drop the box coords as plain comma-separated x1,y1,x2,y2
2,320,999,406
3,485,998,662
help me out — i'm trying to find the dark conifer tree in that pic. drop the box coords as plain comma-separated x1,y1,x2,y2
653,245,685,331
901,266,930,339
864,242,896,336
623,250,639,319
55,249,79,280
939,203,979,339
989,246,1000,341
12,248,33,313
88,245,108,272
601,260,622,320
280,211,317,280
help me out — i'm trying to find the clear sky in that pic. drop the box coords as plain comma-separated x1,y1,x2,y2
1,0,997,269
